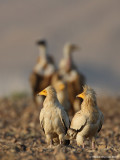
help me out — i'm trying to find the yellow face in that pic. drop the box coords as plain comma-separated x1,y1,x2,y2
37,89,47,96
76,92,85,99
59,83,65,91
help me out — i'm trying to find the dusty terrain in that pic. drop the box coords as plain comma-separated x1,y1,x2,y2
0,95,120,160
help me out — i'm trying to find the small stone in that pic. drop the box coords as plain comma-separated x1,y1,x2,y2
15,146,20,152
20,144,27,151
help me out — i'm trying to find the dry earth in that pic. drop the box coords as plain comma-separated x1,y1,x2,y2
0,95,120,160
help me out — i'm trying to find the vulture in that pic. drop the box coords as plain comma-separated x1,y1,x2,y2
52,43,86,113
52,80,71,113
65,85,104,149
29,40,56,105
37,86,70,146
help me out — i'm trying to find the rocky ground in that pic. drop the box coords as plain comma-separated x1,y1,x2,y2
0,95,120,160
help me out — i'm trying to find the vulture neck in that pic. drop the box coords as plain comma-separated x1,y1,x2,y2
64,48,72,60
64,48,73,71
38,46,48,60
44,91,59,107
81,95,98,113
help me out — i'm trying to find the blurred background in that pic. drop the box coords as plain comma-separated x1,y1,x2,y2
0,0,120,97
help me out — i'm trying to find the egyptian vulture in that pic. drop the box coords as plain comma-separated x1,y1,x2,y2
52,80,71,113
37,86,70,146
65,85,104,149
29,40,56,105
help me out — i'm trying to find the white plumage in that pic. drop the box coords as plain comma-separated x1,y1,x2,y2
65,85,104,149
38,86,70,146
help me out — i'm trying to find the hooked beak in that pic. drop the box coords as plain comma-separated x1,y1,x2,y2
76,92,85,99
72,45,80,51
37,89,47,96
59,83,65,90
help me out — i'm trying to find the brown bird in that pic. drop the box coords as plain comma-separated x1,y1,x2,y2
38,86,70,146
65,85,104,149
29,40,56,105
53,80,71,113
52,43,86,113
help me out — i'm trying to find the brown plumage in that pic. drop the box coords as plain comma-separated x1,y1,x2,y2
29,40,56,105
65,85,104,149
52,43,86,113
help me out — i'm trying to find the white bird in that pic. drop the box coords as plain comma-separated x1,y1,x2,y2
65,85,104,149
37,86,70,146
